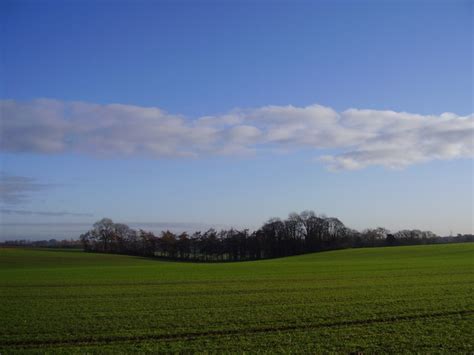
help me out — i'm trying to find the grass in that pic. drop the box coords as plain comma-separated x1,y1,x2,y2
0,243,473,353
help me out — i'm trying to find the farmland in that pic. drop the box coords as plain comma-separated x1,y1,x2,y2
0,244,473,353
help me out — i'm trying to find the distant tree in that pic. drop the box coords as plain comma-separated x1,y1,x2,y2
261,218,285,257
386,234,397,246
138,229,158,257
361,227,389,247
93,218,115,252
177,232,191,259
160,231,177,258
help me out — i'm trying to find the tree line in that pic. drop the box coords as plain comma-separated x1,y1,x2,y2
78,211,473,261
0,238,82,249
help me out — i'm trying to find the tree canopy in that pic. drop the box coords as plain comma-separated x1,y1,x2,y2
79,211,458,261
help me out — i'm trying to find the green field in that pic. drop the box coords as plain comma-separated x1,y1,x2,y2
1,244,473,353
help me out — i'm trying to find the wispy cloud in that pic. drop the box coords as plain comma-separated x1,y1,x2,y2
0,173,51,204
1,99,472,170
0,208,93,217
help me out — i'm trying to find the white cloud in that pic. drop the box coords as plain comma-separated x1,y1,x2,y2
1,99,472,170
321,109,474,170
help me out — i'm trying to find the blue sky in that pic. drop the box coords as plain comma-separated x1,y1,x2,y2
0,0,472,238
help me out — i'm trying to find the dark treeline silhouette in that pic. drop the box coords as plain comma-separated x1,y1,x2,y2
78,211,474,261
0,238,82,248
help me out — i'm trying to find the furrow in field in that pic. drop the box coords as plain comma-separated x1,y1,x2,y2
2,309,472,349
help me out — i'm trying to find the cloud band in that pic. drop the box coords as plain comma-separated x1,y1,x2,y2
1,99,472,170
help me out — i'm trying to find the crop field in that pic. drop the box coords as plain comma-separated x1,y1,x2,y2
0,243,473,353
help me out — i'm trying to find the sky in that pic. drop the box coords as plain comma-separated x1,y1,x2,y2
0,0,473,239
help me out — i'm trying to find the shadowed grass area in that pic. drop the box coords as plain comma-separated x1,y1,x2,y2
1,243,473,353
